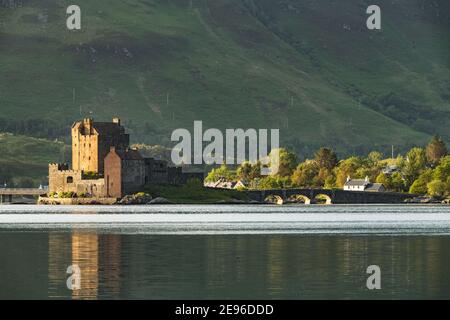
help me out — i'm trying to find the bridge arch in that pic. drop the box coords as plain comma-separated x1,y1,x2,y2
313,193,332,205
264,195,284,205
287,194,311,205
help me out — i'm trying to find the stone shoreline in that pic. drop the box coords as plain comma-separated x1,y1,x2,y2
36,196,450,205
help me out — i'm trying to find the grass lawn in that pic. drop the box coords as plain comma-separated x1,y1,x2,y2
143,183,248,204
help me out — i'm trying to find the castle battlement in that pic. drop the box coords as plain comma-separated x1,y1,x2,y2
48,163,80,175
49,163,69,170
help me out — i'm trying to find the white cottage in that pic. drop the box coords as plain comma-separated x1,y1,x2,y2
344,176,385,192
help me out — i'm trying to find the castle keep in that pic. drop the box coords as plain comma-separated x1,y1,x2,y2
49,118,202,199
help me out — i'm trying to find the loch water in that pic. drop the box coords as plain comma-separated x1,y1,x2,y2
1,204,450,299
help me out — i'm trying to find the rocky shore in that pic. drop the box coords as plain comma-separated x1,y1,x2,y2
404,196,450,204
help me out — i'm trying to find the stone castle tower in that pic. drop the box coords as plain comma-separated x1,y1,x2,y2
71,118,129,174
47,117,203,201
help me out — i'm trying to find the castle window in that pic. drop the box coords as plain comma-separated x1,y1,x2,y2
67,176,74,184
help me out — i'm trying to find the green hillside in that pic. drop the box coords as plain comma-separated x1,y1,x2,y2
0,0,449,157
0,133,65,186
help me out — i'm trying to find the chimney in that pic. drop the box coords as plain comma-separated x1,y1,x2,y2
112,117,121,126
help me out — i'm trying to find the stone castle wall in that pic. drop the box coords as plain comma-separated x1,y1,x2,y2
49,163,106,197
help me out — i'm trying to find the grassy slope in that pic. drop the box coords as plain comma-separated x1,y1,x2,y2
0,0,448,158
0,133,65,185
144,183,248,204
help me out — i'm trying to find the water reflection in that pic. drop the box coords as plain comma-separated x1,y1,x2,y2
48,232,121,299
1,232,450,299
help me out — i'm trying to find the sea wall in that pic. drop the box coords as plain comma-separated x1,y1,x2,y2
38,197,117,205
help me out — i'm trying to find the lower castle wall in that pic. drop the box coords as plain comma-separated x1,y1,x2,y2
49,165,106,197
38,197,117,205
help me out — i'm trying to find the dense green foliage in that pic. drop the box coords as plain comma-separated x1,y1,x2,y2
207,138,450,198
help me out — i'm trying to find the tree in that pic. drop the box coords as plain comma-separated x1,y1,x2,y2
258,176,291,190
427,180,447,198
367,151,383,166
376,173,393,191
391,172,406,192
205,164,236,182
314,148,338,171
291,160,319,187
401,147,427,188
270,148,298,177
334,157,363,188
447,176,450,195
237,161,261,181
316,167,332,187
409,169,433,194
433,156,450,182
324,175,336,189
426,135,448,165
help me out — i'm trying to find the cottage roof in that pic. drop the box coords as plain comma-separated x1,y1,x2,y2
364,183,385,192
344,179,370,187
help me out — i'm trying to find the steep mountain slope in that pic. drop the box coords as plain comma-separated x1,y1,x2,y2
0,0,448,157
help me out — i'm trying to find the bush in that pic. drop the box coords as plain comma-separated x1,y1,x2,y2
427,180,447,198
83,171,100,180
134,192,150,198
409,169,433,194
58,191,76,198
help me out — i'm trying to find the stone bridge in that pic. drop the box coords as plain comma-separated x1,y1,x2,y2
0,188,47,203
245,188,416,204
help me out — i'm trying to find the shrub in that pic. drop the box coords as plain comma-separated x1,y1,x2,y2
427,180,447,198
83,171,100,180
58,191,76,198
134,192,150,198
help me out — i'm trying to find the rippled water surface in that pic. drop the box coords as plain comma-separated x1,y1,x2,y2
1,204,450,299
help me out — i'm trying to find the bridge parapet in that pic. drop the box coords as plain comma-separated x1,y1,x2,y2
245,188,415,204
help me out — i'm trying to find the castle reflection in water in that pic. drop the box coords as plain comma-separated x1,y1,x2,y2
48,233,121,299
41,231,450,299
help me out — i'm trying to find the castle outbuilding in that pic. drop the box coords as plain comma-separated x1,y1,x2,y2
49,118,203,199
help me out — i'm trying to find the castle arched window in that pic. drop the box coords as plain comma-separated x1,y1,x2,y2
67,176,74,184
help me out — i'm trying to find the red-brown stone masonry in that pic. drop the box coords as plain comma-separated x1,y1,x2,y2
104,151,122,198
